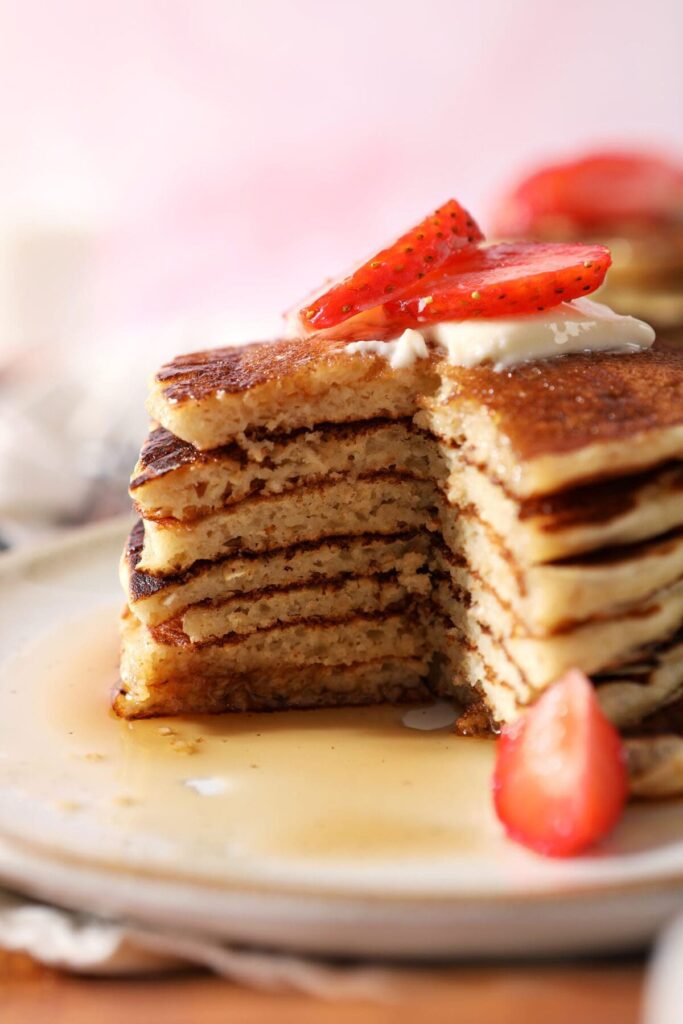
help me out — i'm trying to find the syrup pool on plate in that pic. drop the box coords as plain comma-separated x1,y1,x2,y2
0,605,500,881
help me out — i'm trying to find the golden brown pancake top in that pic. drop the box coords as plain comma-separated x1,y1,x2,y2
441,338,683,461
154,335,683,466
155,337,347,403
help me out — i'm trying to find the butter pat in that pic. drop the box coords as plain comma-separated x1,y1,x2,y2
429,298,655,370
344,328,428,369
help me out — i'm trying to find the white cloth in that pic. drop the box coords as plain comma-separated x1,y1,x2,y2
0,319,258,546
0,889,395,999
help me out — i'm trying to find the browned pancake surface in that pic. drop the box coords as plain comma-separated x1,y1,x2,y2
156,337,683,469
442,339,683,461
132,418,413,488
624,685,683,737
155,337,352,403
124,520,421,600
130,426,256,490
519,461,683,530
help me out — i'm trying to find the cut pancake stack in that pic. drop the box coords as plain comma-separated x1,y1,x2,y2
120,339,439,715
118,336,683,770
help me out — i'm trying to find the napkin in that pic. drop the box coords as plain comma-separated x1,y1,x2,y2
0,889,396,1000
0,316,261,547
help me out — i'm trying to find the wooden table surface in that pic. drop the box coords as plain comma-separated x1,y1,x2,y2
0,952,645,1024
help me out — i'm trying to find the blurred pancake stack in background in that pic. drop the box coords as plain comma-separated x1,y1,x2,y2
492,150,683,340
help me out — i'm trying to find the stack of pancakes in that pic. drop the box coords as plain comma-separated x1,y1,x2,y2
595,225,683,340
491,153,683,342
118,335,683,787
120,339,438,715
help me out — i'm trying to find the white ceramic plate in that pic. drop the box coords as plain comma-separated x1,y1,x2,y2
0,517,682,959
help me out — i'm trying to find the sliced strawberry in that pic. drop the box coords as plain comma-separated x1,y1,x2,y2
494,151,683,236
382,242,611,325
493,669,628,858
298,199,483,332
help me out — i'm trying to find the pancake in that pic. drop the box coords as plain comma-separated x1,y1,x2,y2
123,513,683,650
434,574,683,697
132,419,430,521
123,523,430,627
435,627,683,731
424,339,683,497
625,694,683,797
626,734,683,797
170,574,414,644
598,283,683,330
136,474,437,575
117,611,430,716
118,606,431,717
439,452,683,562
434,522,683,634
132,419,683,563
147,337,438,450
150,337,683,496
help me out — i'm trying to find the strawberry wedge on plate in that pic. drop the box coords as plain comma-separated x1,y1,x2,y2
493,670,629,858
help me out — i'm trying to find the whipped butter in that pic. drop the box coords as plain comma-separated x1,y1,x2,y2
428,297,655,370
342,299,655,370
344,328,428,369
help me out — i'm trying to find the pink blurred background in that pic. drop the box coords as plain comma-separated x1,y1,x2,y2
1,0,682,344
0,0,681,539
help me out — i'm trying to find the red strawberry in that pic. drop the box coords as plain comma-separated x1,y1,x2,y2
383,242,611,325
493,669,628,858
298,199,483,331
494,151,683,236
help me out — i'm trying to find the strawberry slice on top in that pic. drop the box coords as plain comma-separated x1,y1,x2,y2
383,242,612,326
493,669,628,858
299,199,483,332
